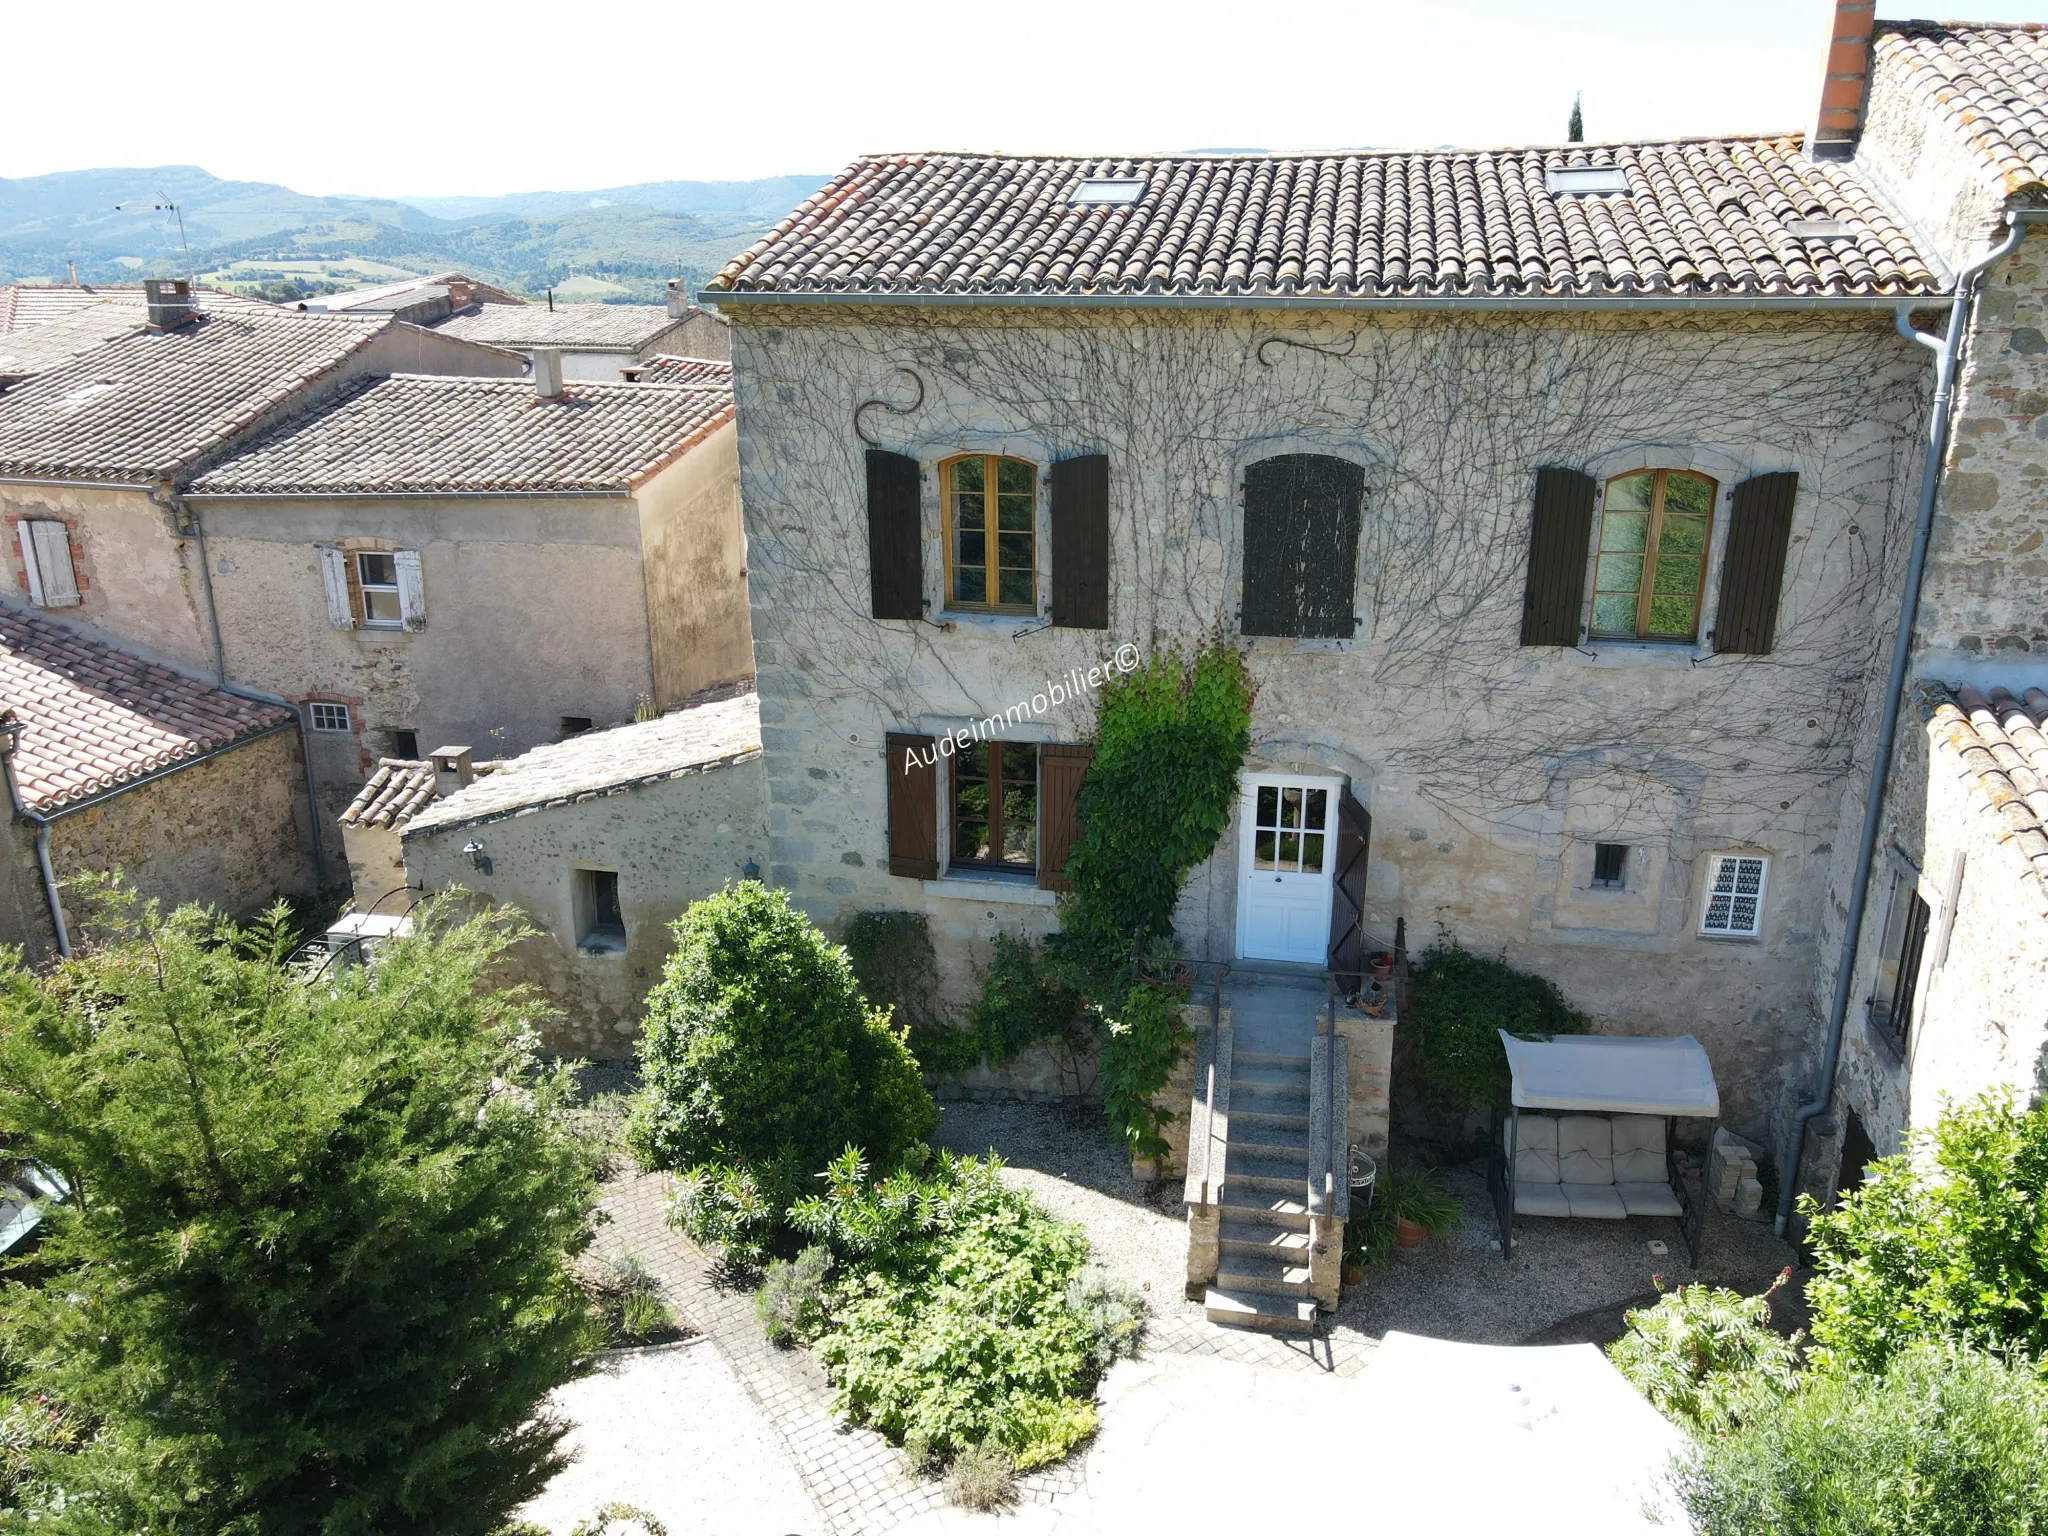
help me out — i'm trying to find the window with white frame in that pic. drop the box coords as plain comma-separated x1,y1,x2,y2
1699,853,1769,936
309,702,352,733
320,546,425,631
16,519,79,608
356,551,402,627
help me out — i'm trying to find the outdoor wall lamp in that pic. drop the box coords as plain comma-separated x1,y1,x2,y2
463,841,492,876
741,856,761,880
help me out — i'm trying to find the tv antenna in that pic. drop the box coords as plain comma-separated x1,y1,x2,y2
114,193,194,280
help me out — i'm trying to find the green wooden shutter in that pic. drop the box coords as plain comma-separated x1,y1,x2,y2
1049,454,1110,629
1242,454,1365,638
1519,466,1597,646
1715,472,1798,656
885,732,938,878
866,449,924,621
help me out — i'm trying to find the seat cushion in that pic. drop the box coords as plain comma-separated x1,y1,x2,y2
1612,1115,1669,1183
1565,1184,1628,1219
1559,1114,1616,1185
1507,1114,1558,1156
1514,1181,1573,1218
1513,1147,1561,1185
1617,1181,1685,1218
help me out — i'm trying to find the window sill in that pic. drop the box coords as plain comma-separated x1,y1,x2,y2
1566,641,1705,669
1696,930,1763,944
578,932,628,954
934,609,1045,633
921,872,1056,907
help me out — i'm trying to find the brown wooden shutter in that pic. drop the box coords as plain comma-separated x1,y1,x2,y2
866,449,924,621
1049,454,1110,628
1328,787,1371,974
1036,743,1094,891
1520,466,1597,646
1715,471,1798,656
885,731,939,878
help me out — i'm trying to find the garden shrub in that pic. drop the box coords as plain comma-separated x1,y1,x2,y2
966,933,1092,1069
1609,1272,1801,1436
582,1251,678,1346
1063,1266,1148,1373
1096,976,1191,1163
945,1444,1017,1510
0,899,599,1534
1405,937,1584,1112
844,910,981,1076
666,1160,779,1267
1674,1344,2048,1536
1803,1091,2048,1375
755,1245,832,1347
791,1151,1129,1469
629,883,935,1178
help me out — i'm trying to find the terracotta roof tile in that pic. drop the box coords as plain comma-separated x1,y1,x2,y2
0,607,294,814
627,355,732,386
709,141,1942,302
433,304,682,351
340,757,502,829
187,373,734,496
0,310,391,482
1920,680,2048,898
0,284,278,334
1874,22,2048,197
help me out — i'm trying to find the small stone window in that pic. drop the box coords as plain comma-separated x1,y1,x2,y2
1591,842,1629,890
559,716,594,739
942,455,1037,613
385,728,419,760
576,868,626,951
309,702,351,733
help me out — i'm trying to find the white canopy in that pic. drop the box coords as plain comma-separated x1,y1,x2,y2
1500,1031,1720,1117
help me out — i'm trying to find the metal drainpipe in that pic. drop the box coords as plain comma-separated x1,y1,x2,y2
144,481,329,888
0,739,70,959
1774,209,2048,1236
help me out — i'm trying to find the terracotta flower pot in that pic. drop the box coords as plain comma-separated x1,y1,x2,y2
1395,1216,1426,1247
1342,1260,1370,1287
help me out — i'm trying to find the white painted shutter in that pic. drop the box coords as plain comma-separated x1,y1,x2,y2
395,548,426,632
320,546,357,629
17,522,45,606
24,520,77,607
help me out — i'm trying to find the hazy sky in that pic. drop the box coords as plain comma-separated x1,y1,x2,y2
11,1,2048,197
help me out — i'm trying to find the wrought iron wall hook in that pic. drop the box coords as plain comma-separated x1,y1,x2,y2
1255,331,1361,368
853,366,927,446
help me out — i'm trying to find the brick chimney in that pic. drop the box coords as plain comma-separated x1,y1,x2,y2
143,278,197,332
1808,0,1876,161
429,745,475,797
531,347,565,401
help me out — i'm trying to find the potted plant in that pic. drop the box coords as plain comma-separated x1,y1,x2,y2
1385,1170,1461,1248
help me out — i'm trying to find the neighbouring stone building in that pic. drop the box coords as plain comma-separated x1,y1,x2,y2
180,365,753,850
394,691,764,1054
0,603,315,962
430,284,728,379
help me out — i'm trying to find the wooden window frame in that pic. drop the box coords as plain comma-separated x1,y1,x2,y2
941,454,1038,615
949,739,1038,874
1868,871,1933,1060
1592,468,1717,642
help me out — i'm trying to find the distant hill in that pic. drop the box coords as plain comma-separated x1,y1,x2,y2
0,165,827,301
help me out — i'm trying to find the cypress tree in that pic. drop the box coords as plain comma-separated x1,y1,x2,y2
1569,92,1585,143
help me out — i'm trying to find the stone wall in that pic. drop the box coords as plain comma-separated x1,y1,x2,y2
728,304,1927,1145
400,754,766,1057
638,420,755,709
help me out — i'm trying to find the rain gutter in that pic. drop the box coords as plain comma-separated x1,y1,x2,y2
698,290,1952,314
1,742,70,960
1774,209,2048,1236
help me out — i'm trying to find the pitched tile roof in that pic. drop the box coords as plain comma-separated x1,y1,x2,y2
1920,681,2048,897
0,310,391,483
708,142,1942,302
402,691,761,837
303,272,525,314
0,606,294,814
432,303,682,351
0,304,150,385
0,284,276,334
187,373,734,496
1873,22,2048,199
626,354,733,386
340,757,502,829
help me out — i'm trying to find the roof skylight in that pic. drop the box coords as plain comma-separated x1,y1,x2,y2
1069,178,1148,206
1785,217,1854,239
1545,166,1631,196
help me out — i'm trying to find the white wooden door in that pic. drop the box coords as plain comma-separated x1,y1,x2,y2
1235,774,1342,963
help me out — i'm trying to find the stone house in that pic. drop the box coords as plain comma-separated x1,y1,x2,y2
0,603,315,963
430,284,729,379
294,271,527,326
394,692,764,1055
1795,17,2048,1206
179,365,754,853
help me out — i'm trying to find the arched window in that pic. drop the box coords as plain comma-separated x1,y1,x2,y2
1240,454,1365,638
941,454,1037,613
1592,469,1716,641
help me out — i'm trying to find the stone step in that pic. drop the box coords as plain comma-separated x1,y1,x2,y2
1215,1251,1314,1297
1228,1152,1310,1192
1205,1286,1317,1334
1230,1121,1311,1160
1232,1103,1310,1131
1216,1191,1311,1231
1232,1059,1311,1091
1218,1220,1314,1258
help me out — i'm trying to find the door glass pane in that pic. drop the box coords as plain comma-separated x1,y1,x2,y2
997,494,1033,531
1257,786,1278,827
1301,832,1325,874
1277,831,1300,868
1304,788,1328,829
1280,787,1302,829
1254,830,1277,869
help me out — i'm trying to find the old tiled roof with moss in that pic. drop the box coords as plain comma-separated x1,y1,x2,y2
0,284,277,334
0,310,392,482
1874,21,2048,199
706,140,1943,302
341,757,502,830
433,303,682,351
626,355,733,386
0,607,294,814
1920,681,2048,897
187,374,734,496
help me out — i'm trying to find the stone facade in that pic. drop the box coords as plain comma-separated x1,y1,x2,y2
728,304,1928,1149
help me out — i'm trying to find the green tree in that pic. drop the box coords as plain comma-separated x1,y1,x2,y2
1803,1091,2048,1375
0,900,600,1534
1568,92,1584,142
628,883,934,1183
